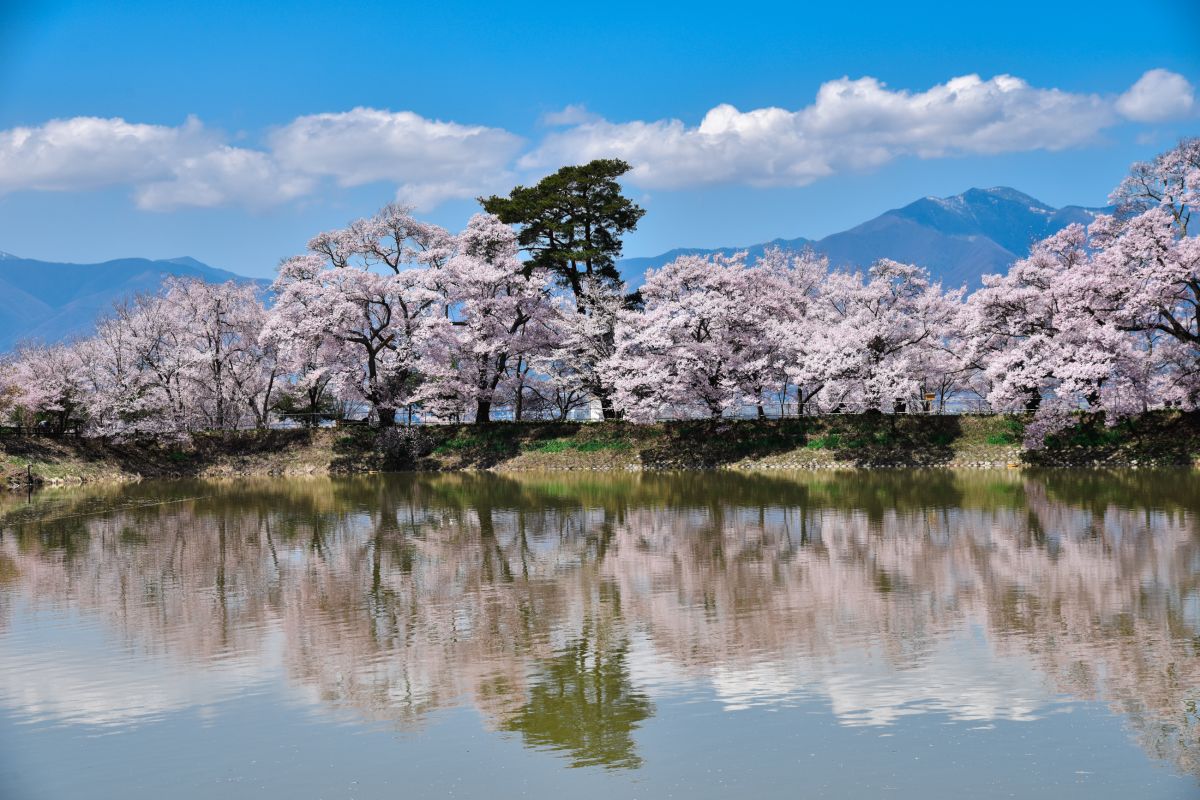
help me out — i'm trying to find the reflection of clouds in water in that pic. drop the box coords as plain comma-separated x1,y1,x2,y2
0,471,1196,774
776,634,1046,725
633,620,1051,723
0,603,285,727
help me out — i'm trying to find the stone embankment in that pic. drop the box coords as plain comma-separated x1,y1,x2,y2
3,412,1198,487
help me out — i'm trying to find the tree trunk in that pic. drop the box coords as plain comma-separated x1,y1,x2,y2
600,395,617,420
377,406,396,427
475,400,491,425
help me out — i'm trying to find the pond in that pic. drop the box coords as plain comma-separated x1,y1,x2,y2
0,470,1197,799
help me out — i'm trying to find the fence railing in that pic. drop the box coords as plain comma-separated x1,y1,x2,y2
0,424,82,438
11,398,1181,437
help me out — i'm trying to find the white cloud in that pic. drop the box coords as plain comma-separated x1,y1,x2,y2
539,104,601,127
0,116,311,210
1116,68,1196,122
0,115,208,192
0,69,1192,210
133,146,314,211
0,109,522,211
268,108,523,208
521,73,1121,189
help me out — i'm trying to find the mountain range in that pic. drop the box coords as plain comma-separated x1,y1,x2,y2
0,253,263,351
617,186,1107,288
0,186,1107,351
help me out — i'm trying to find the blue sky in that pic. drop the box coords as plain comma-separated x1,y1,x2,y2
0,0,1197,277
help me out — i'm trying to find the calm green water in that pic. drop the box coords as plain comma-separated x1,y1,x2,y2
0,470,1197,799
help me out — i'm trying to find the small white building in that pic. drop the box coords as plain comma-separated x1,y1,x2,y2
568,398,605,422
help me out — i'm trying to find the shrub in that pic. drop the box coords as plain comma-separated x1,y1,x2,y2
376,427,436,463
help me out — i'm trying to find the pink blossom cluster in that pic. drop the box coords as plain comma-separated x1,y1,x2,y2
2,278,278,438
2,141,1197,446
968,139,1200,444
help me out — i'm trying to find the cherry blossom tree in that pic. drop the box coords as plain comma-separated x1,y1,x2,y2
163,278,280,430
809,260,962,413
752,248,827,416
109,291,194,434
1093,138,1200,405
608,252,772,420
542,276,625,419
9,342,88,433
42,280,280,439
421,213,557,423
964,140,1198,445
966,222,1160,445
265,204,450,426
0,356,17,424
76,301,169,438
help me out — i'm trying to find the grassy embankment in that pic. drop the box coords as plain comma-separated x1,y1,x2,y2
3,411,1200,487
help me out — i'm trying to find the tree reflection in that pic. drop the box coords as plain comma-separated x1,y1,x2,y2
502,610,652,769
0,469,1197,774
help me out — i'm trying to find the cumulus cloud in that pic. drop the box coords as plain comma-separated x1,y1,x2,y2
539,104,601,127
1116,68,1196,122
268,108,523,208
0,110,521,211
521,73,1130,189
0,116,313,210
0,69,1193,209
0,116,206,192
133,147,314,211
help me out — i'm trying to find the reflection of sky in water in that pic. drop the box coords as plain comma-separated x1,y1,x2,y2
0,470,1197,799
0,599,284,728
707,629,1053,722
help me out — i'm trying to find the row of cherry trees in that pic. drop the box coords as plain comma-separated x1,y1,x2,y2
0,278,281,437
1,140,1196,445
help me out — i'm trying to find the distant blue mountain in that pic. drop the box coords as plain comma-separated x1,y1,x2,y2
0,254,266,350
618,237,813,284
0,187,1107,351
619,187,1109,289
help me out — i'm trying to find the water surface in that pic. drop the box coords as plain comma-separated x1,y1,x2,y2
0,470,1197,798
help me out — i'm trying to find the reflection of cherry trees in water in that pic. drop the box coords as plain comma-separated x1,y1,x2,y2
0,471,1197,773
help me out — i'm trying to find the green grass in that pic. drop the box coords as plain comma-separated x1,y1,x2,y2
1050,427,1125,448
433,430,519,455
525,436,631,454
985,418,1024,445
574,439,631,453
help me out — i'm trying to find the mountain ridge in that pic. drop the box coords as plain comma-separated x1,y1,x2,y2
0,256,266,350
0,186,1109,351
618,186,1109,289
